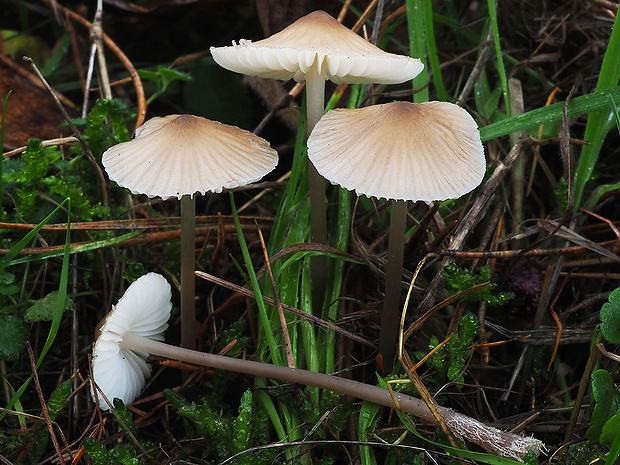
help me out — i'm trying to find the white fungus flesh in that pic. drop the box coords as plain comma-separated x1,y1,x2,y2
91,273,172,410
210,10,424,85
307,101,486,202
102,114,278,200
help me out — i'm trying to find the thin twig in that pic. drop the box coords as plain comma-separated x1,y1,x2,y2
257,225,295,368
2,136,78,158
196,271,375,348
41,0,147,129
26,343,66,465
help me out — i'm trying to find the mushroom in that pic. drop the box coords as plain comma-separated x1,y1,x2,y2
102,114,278,349
210,11,424,306
91,272,171,409
91,271,543,462
307,101,486,365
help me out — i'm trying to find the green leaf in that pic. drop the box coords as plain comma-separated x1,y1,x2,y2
47,379,72,421
600,287,620,344
601,410,620,446
0,315,29,360
83,437,115,465
232,389,253,460
587,369,620,442
113,398,139,438
158,65,192,88
136,69,160,81
24,291,73,322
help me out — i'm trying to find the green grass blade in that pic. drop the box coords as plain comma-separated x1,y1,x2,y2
573,11,620,210
8,230,143,266
583,180,620,213
479,86,620,141
406,0,429,102
423,0,448,101
229,192,282,366
0,199,72,421
487,0,510,116
0,199,68,270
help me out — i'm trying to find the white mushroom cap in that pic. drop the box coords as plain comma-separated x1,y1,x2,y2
91,273,172,410
102,114,278,200
307,101,486,202
210,10,423,84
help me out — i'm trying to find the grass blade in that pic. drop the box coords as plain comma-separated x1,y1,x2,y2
480,86,620,141
573,11,620,210
0,199,72,421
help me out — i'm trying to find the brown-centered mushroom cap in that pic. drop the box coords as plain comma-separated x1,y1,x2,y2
307,101,486,202
210,10,423,85
102,114,278,200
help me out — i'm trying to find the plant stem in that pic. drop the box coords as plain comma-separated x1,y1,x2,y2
180,194,196,349
379,200,407,369
305,63,328,313
121,332,544,462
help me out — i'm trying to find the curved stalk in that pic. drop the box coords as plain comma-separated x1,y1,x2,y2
121,332,544,462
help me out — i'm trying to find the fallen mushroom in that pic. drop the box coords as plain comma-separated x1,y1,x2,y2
91,271,543,462
210,11,424,307
102,114,278,349
307,101,486,365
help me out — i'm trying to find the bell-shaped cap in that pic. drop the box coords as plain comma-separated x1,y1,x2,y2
91,273,172,410
102,114,278,200
307,101,486,202
210,10,423,84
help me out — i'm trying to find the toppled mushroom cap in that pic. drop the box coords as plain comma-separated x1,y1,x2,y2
307,101,486,202
91,273,172,410
210,10,423,84
102,114,278,200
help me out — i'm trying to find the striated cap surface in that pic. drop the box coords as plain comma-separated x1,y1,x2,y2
102,114,278,200
91,272,172,410
210,10,423,84
307,101,486,202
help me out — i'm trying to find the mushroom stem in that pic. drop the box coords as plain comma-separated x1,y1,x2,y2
119,331,543,462
180,194,196,349
305,63,329,312
379,200,408,369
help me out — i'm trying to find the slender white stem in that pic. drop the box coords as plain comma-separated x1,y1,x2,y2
180,194,196,349
120,332,544,461
305,63,326,135
305,62,329,312
379,200,408,368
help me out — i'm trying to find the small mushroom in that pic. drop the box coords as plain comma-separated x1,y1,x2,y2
210,11,423,133
91,272,171,409
102,114,278,349
90,271,544,462
211,11,424,306
307,101,485,365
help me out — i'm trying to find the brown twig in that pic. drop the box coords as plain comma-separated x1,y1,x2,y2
418,138,534,314
257,225,295,368
564,342,601,443
41,0,146,130
196,270,375,349
2,136,79,158
26,343,67,465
